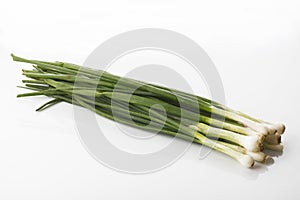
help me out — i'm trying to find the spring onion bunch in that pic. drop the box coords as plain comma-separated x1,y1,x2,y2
13,54,286,168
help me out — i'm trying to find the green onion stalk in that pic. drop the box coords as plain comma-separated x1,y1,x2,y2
12,54,285,168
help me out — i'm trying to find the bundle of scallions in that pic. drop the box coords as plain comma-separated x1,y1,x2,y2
13,54,285,168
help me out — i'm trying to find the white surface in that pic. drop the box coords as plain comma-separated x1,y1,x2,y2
1,0,300,199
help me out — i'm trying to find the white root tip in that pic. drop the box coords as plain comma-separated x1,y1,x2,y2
240,135,261,152
274,123,286,135
262,122,286,135
232,113,268,135
248,122,269,135
237,154,254,168
267,127,277,135
246,151,269,162
261,122,277,135
261,126,270,135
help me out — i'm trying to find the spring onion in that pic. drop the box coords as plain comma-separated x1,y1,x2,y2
12,54,286,168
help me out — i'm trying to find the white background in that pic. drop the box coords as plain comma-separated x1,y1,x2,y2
1,0,300,199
